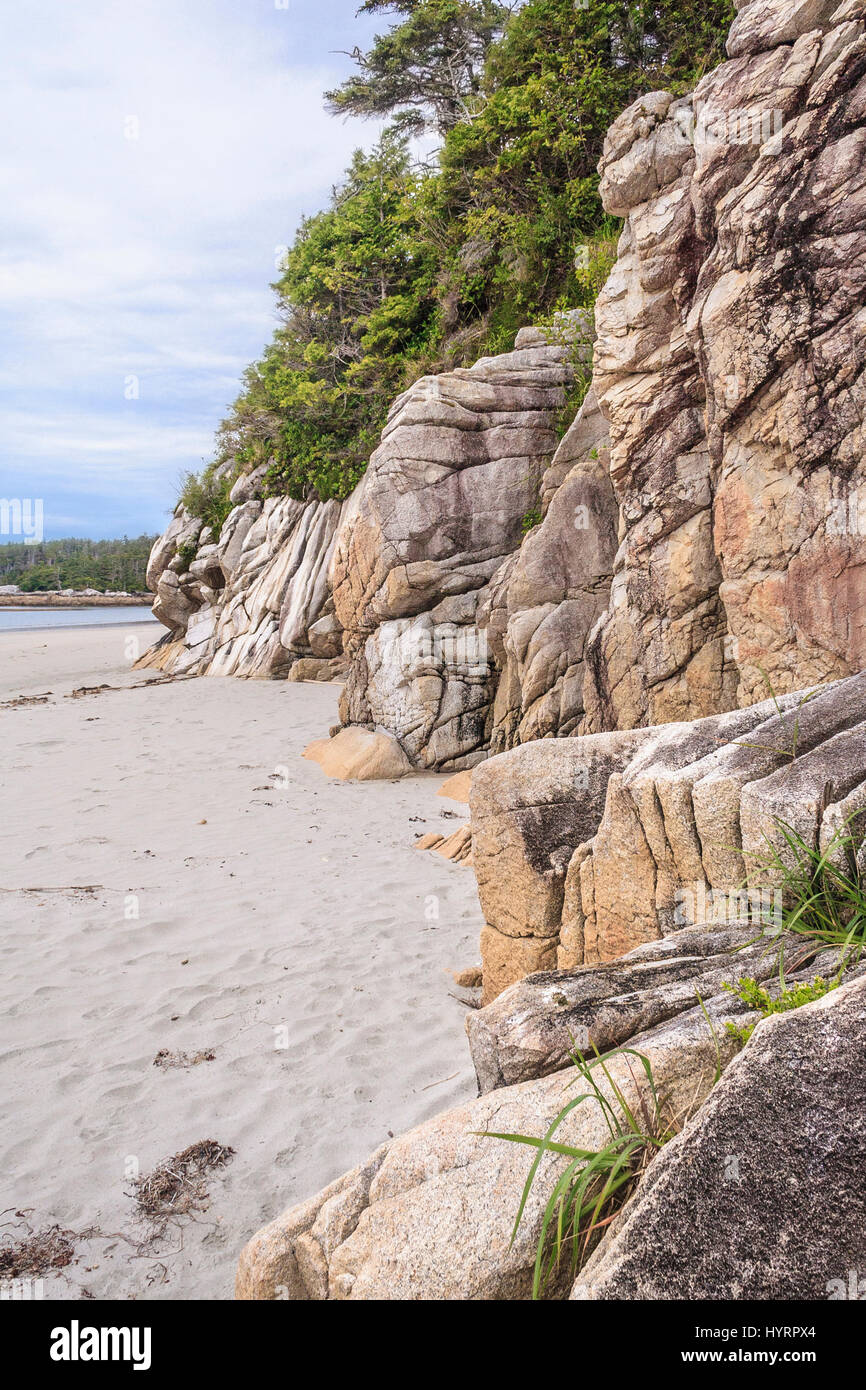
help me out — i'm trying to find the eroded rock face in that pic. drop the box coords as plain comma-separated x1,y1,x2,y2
478,388,618,753
584,90,732,732
330,323,592,770
472,673,866,998
467,928,855,1092
572,971,866,1301
467,924,771,1093
140,483,350,679
145,2,865,776
142,323,619,773
236,995,744,1301
582,0,866,729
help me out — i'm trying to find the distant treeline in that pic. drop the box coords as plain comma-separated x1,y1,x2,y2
0,536,156,592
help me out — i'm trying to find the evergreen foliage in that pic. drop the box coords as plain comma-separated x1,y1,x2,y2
191,0,734,507
0,537,156,592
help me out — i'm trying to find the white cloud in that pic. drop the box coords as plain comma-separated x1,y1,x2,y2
0,0,382,537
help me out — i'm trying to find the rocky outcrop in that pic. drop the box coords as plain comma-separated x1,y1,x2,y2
140,469,350,678
141,321,620,772
230,0,866,1302
468,928,854,1092
236,991,744,1300
471,671,866,999
572,971,866,1300
323,0,866,760
478,387,618,753
144,1,866,778
582,0,866,730
330,321,599,770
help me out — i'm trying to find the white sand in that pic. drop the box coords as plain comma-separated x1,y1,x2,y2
0,624,482,1299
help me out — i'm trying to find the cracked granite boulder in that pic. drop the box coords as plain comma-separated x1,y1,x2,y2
236,994,744,1301
572,971,866,1301
472,672,866,999
467,927,857,1093
330,323,585,770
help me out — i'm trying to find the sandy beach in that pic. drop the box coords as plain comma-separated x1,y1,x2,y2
0,624,482,1299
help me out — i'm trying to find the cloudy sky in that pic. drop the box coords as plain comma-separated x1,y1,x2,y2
0,0,383,539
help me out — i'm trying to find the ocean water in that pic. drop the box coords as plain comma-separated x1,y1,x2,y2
0,606,160,632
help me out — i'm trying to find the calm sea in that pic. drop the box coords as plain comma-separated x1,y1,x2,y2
0,606,160,632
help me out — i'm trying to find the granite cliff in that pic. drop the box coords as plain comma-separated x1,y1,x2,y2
144,0,865,776
225,0,866,1300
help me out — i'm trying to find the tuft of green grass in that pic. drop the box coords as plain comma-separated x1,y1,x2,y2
176,540,198,570
477,1043,674,1300
751,815,866,962
722,974,836,1047
520,507,543,535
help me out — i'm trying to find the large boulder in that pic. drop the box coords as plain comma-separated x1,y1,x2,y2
573,971,866,1300
302,726,413,781
466,924,791,1093
469,728,649,1002
471,674,866,999
329,321,598,770
236,994,745,1301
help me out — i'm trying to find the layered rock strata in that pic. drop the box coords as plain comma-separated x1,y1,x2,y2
583,0,866,729
140,470,350,679
330,322,596,770
466,923,817,1092
472,672,866,999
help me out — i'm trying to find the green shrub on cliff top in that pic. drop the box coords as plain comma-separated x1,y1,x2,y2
189,0,734,509
177,463,237,536
217,131,440,504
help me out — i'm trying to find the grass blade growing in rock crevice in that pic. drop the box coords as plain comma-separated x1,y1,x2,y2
752,816,866,962
478,1044,674,1299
